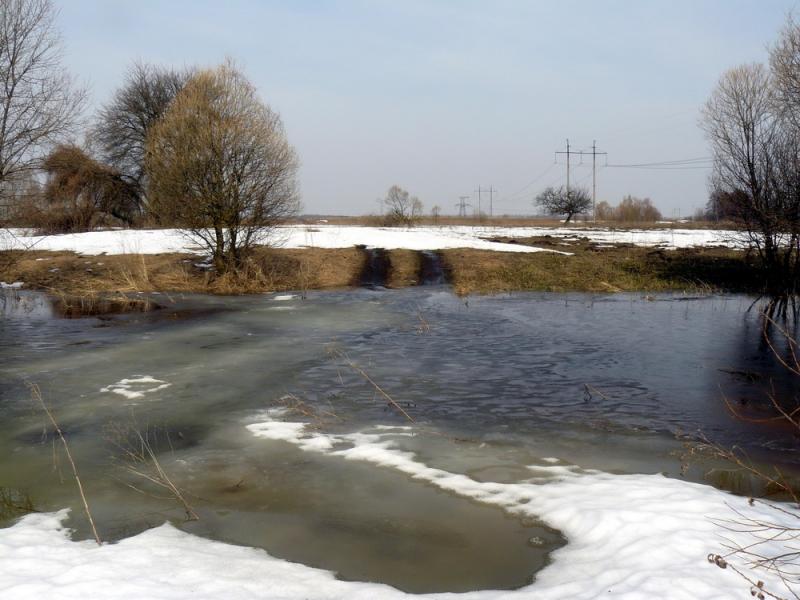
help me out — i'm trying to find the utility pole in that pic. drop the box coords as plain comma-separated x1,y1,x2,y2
475,186,483,216
555,139,572,200
487,185,496,218
555,139,607,221
591,140,597,222
588,140,607,222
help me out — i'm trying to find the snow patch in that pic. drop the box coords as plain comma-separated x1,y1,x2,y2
100,376,172,401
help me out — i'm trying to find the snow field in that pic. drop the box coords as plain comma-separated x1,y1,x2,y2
1,224,743,257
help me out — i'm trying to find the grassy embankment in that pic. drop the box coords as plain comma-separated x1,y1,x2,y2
0,235,762,305
443,236,760,295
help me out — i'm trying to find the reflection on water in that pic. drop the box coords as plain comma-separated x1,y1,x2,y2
0,288,797,592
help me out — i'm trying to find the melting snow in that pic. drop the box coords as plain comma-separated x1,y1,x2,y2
2,224,743,257
0,412,793,599
99,375,172,401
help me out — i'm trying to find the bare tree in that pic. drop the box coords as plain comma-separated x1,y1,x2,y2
0,0,85,201
145,61,299,271
383,184,422,226
595,200,613,221
701,62,800,299
771,14,800,128
93,62,194,213
535,185,591,224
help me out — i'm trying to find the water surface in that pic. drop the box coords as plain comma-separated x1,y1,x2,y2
0,287,796,592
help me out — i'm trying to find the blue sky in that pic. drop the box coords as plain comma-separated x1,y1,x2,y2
57,1,800,216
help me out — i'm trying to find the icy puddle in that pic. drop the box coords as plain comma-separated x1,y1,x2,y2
0,288,798,598
161,419,564,593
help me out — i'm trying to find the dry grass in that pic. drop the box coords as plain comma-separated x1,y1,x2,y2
51,291,160,318
0,247,367,297
2,238,763,299
105,422,199,522
385,249,422,287
442,237,762,295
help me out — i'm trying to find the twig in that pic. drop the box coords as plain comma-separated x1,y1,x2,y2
29,383,102,545
328,347,415,423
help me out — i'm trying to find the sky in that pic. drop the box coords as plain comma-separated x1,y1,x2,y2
56,0,800,217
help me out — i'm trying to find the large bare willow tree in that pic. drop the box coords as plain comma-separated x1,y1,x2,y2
0,0,85,201
145,62,299,271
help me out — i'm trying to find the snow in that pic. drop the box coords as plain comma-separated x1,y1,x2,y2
0,281,24,289
99,375,172,401
0,412,794,599
1,225,744,257
243,414,795,600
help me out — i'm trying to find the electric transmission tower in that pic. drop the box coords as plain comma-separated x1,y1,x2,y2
456,195,471,217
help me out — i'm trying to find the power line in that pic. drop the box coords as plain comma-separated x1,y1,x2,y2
607,165,712,170
606,156,712,169
496,163,558,204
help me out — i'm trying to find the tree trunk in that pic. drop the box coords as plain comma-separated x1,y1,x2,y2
214,226,226,271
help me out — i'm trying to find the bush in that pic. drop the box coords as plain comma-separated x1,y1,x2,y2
36,145,139,233
596,195,663,223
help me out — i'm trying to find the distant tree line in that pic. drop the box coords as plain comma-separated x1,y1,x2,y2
534,187,663,224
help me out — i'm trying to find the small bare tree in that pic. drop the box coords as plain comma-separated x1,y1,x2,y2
535,185,591,224
0,0,85,200
93,62,195,213
145,62,299,271
383,184,422,226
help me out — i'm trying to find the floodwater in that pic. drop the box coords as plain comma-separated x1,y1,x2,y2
0,287,797,593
